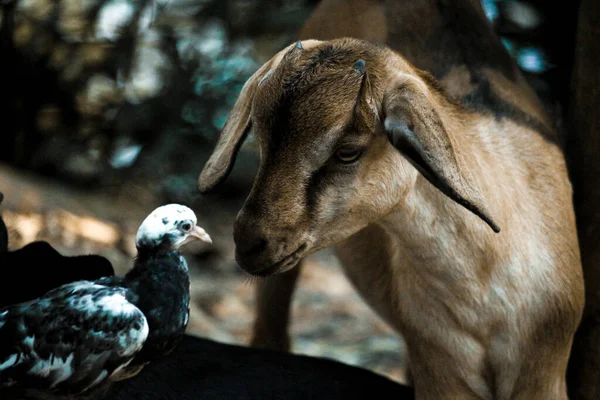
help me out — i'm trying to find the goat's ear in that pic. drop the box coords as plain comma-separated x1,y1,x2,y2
383,77,501,233
197,60,275,193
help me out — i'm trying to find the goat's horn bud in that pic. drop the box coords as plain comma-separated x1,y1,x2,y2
354,59,366,75
295,41,303,49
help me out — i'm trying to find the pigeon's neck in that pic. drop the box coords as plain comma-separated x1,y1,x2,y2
125,250,188,282
123,248,191,363
124,248,190,327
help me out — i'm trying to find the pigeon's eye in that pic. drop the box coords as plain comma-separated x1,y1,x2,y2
181,223,192,232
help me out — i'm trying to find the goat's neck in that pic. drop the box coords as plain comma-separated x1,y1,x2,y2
377,118,496,276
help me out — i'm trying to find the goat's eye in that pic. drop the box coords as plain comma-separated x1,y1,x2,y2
335,147,363,164
181,223,192,232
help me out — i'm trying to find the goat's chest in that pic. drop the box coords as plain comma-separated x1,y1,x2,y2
335,226,525,398
334,222,551,365
335,223,500,335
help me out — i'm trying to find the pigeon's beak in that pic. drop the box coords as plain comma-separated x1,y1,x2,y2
188,225,213,244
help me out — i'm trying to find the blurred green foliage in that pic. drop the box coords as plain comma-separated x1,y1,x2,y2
0,0,578,202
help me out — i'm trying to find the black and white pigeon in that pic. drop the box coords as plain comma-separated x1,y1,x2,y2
0,204,212,399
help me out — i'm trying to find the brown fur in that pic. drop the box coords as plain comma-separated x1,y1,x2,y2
198,1,584,399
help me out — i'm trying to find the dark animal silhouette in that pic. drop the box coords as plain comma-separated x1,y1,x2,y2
0,192,115,308
106,334,415,400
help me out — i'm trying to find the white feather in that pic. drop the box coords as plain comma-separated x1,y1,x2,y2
0,354,19,371
95,293,139,317
23,336,34,348
28,353,74,382
85,369,108,392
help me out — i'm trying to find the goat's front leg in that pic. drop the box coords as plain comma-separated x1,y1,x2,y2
250,260,303,352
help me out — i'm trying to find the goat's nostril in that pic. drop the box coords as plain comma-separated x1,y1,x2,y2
247,237,268,255
235,233,268,256
234,210,271,256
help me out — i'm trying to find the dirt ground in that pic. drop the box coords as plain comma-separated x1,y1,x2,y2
0,161,408,385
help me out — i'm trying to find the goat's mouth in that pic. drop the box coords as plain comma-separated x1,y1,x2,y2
252,243,307,277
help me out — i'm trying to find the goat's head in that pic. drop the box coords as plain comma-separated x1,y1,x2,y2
198,38,499,276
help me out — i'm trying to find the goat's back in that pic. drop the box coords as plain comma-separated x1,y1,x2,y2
298,0,556,145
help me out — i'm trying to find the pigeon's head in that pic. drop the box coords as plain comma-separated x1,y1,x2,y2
135,204,212,251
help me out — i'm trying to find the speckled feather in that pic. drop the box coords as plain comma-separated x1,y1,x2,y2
0,282,148,395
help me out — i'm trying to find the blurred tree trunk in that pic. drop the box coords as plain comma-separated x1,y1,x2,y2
565,0,600,398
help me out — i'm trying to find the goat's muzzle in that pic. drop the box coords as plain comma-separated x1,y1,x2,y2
233,211,306,276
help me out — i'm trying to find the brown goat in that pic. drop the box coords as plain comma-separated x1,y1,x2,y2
198,1,584,399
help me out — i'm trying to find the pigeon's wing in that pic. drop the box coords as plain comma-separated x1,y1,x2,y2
0,281,148,395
